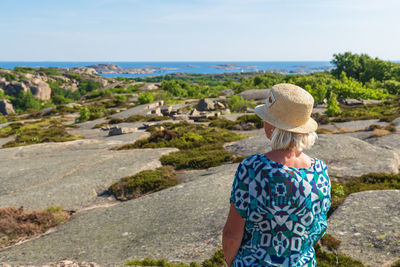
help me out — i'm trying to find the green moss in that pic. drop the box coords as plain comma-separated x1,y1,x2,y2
236,114,264,128
314,243,364,267
125,249,224,267
391,259,400,267
160,145,238,170
109,166,179,201
329,172,400,217
321,233,341,251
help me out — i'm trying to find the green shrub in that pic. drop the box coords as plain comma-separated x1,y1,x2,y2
0,116,7,124
114,122,246,169
75,107,90,123
228,95,247,112
160,145,237,170
236,114,264,128
325,93,341,117
138,92,154,104
109,166,179,201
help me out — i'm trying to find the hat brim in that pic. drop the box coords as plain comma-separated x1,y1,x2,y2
255,104,318,134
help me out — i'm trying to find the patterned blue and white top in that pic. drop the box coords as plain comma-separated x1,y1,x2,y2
230,154,331,267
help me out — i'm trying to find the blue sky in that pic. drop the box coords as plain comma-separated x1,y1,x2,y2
1,0,399,61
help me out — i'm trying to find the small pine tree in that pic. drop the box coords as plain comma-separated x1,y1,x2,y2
325,92,342,117
75,107,90,123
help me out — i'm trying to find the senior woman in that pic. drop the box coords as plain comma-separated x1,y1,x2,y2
222,84,331,267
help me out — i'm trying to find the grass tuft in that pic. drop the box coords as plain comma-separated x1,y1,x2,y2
0,206,70,249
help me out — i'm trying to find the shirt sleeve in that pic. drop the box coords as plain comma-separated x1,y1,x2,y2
230,161,250,220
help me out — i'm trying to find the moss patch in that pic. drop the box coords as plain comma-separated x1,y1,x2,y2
125,249,225,267
114,122,246,169
314,243,364,267
1,119,81,148
92,115,170,129
201,114,263,131
0,206,70,249
329,172,400,217
109,166,179,201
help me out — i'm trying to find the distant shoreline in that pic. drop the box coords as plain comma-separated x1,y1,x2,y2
0,61,336,78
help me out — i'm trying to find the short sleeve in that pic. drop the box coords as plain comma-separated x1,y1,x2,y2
230,161,250,220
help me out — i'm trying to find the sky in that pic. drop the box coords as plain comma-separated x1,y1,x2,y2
1,0,400,61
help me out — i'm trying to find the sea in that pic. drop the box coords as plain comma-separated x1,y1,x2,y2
0,61,334,78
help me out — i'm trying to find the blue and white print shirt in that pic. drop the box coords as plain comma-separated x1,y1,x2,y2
230,154,331,267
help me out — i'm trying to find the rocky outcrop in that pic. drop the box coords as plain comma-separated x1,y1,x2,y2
327,190,400,266
0,99,15,115
0,137,178,211
196,98,215,111
4,81,29,97
28,78,51,100
139,83,161,91
87,63,124,74
238,88,271,100
224,133,400,177
0,164,236,265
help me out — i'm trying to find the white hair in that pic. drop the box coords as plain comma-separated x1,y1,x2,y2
270,128,318,151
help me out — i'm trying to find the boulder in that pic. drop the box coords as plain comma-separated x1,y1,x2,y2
238,88,271,100
327,190,400,266
362,99,384,105
221,88,234,96
108,126,137,136
196,98,215,111
338,98,363,106
4,81,29,97
29,78,52,100
0,99,15,115
224,134,400,177
215,101,225,109
139,83,161,91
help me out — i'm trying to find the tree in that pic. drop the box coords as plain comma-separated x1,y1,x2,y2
138,92,154,104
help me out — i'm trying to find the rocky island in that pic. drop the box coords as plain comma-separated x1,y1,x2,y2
87,63,177,75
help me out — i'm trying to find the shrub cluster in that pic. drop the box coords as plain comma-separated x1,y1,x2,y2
109,166,179,201
114,122,246,169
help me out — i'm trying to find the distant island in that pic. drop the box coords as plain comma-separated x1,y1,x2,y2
87,63,177,74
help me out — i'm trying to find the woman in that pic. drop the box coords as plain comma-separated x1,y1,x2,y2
222,83,331,267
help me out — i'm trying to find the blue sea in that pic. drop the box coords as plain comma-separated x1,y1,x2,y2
0,61,334,78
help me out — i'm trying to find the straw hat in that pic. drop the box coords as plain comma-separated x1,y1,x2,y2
254,83,318,133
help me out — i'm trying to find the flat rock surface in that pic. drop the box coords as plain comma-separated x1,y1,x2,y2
0,134,177,211
365,133,400,155
0,164,237,266
327,190,400,267
224,134,400,177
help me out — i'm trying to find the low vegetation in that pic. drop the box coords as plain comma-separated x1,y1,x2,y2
93,114,170,129
125,249,225,267
109,166,179,201
329,172,400,217
200,114,263,131
0,206,70,249
114,122,246,169
0,119,81,148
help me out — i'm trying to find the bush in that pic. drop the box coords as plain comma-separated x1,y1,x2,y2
325,93,341,116
109,166,179,201
75,107,90,123
138,92,154,104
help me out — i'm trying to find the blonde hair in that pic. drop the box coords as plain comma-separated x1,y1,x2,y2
270,128,318,151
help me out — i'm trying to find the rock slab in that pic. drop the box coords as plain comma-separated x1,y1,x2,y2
327,190,400,267
0,136,177,211
0,164,237,266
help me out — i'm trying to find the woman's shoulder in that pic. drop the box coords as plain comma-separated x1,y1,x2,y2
238,154,265,168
